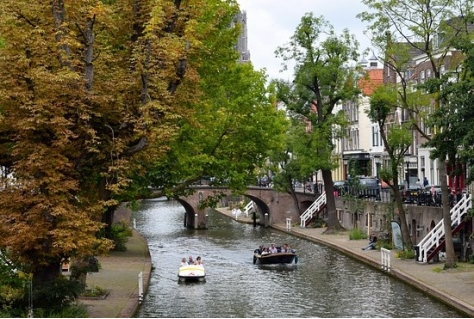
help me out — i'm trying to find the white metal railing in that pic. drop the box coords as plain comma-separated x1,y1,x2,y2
286,218,292,231
416,193,472,263
381,248,391,272
138,271,144,304
243,201,255,217
300,192,326,228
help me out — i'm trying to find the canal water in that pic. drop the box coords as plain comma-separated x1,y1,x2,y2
135,198,462,318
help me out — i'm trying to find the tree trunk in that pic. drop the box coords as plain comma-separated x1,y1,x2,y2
322,168,344,233
102,206,115,239
33,262,61,287
393,187,412,249
439,160,456,268
69,257,90,289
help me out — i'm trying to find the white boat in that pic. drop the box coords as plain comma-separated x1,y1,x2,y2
178,264,206,282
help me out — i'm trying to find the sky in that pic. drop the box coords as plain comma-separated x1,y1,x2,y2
237,0,373,81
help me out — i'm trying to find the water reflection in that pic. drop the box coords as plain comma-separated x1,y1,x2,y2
135,199,462,318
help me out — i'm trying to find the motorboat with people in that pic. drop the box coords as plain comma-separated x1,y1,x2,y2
253,243,298,265
178,256,206,282
178,264,206,282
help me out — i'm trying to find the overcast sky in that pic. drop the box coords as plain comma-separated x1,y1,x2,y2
237,0,373,81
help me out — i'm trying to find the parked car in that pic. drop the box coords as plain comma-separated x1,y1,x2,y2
356,177,380,199
402,185,424,203
333,180,347,196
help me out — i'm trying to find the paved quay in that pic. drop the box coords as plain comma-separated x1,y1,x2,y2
215,207,474,317
80,206,152,318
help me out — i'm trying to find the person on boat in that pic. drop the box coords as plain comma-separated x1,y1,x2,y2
188,256,194,264
362,233,377,250
194,256,203,266
281,243,290,253
269,243,278,254
180,257,187,267
261,247,270,255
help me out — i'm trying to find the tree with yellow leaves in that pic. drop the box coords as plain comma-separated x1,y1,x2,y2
0,0,251,312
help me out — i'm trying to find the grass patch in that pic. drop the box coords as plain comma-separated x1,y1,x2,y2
432,267,443,273
81,285,109,299
394,249,416,259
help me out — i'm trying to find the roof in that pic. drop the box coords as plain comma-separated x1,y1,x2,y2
358,69,384,96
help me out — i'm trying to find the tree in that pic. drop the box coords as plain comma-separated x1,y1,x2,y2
0,0,243,309
139,61,289,201
426,35,474,237
123,5,289,202
274,13,361,232
358,0,474,267
367,84,413,248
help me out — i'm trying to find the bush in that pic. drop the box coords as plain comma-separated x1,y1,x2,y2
349,228,368,240
376,240,392,250
81,285,108,298
469,254,474,264
310,219,326,228
48,303,89,318
111,221,133,251
395,249,416,259
32,276,84,313
29,303,89,318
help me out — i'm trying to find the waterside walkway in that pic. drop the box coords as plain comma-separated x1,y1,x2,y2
81,206,152,318
214,207,474,317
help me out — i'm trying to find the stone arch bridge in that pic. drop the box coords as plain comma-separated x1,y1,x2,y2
175,186,318,229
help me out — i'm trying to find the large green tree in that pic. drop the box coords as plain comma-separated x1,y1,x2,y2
358,0,474,267
274,13,361,232
268,79,348,215
122,6,289,202
427,35,474,213
367,84,413,248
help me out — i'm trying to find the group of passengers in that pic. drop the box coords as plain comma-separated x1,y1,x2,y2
180,255,203,267
258,243,292,255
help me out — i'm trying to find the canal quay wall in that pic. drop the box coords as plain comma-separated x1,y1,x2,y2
214,207,474,317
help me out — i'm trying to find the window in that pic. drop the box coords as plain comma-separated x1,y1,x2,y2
420,70,425,83
372,126,379,147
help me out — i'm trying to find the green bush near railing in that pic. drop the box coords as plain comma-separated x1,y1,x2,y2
349,228,368,240
395,249,416,259
310,219,326,228
376,239,392,250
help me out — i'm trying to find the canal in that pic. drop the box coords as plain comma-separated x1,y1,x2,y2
135,198,462,318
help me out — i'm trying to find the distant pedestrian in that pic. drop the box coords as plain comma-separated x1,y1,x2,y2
362,233,377,250
423,177,429,187
416,179,422,188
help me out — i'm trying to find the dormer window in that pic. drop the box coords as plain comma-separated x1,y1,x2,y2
420,70,425,83
440,65,446,76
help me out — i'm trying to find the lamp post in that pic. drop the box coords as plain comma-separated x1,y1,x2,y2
405,161,410,188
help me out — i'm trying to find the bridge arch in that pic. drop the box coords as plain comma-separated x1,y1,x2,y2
177,186,318,229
